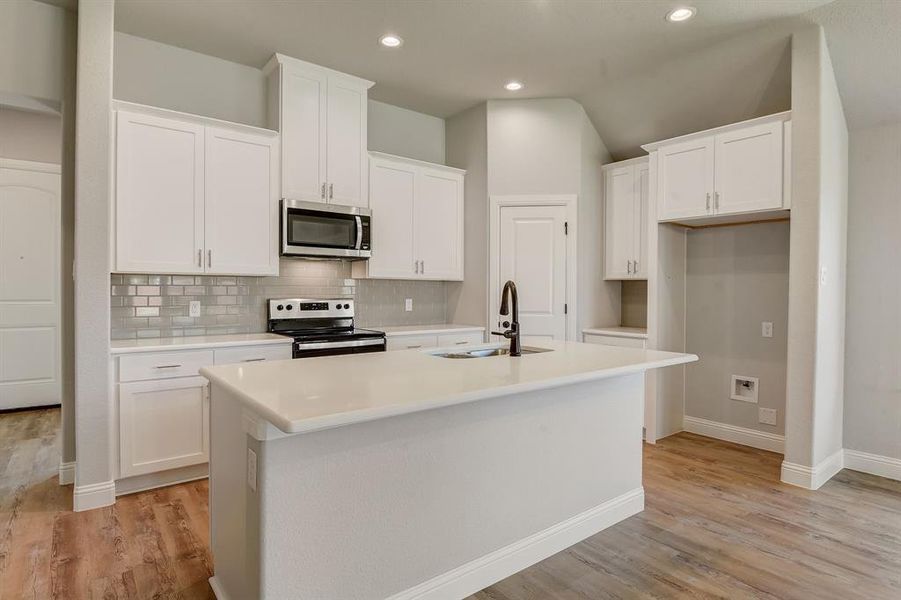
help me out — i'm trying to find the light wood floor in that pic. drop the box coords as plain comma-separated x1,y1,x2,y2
2,408,899,599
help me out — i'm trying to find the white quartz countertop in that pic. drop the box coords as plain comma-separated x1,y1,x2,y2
110,333,291,354
200,340,696,435
582,327,648,339
378,324,485,336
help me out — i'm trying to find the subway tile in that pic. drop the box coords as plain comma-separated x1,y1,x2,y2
172,275,196,285
111,285,135,296
123,296,148,307
136,286,160,296
162,286,183,296
135,307,159,317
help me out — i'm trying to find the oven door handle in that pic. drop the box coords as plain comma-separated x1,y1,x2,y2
355,215,363,250
295,338,384,351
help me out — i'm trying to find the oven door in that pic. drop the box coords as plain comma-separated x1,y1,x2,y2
282,199,371,259
293,338,385,359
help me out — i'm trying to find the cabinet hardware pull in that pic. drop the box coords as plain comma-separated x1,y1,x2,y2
634,260,639,273
197,249,202,267
242,358,266,362
421,260,425,274
706,192,711,211
627,260,632,274
154,364,182,369
715,191,720,210
455,341,468,345
414,260,419,274
407,345,422,349
328,183,334,200
207,249,212,268
321,182,326,199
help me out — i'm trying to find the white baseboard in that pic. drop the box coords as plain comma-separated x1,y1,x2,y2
209,576,230,600
781,448,844,490
683,416,785,453
72,480,116,512
115,463,209,496
388,487,645,600
58,461,75,485
843,449,901,482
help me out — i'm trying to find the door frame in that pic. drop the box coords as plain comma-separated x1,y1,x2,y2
488,194,578,342
0,158,62,410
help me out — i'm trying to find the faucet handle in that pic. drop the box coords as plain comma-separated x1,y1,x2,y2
502,321,510,328
492,330,513,339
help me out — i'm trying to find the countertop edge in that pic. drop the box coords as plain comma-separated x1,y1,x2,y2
110,335,292,354
380,324,486,337
582,328,649,339
200,352,698,436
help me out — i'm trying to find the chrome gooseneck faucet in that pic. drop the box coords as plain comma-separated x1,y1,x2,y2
492,280,522,356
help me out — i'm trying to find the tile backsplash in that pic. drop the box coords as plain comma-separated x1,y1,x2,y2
110,259,448,340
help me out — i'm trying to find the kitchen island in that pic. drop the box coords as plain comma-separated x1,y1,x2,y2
200,340,696,599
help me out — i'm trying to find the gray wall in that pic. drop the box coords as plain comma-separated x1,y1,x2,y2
111,261,448,339
368,100,445,164
0,1,70,106
0,107,61,163
843,121,901,461
620,281,647,329
685,222,790,435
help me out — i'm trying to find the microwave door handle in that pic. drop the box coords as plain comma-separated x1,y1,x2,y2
355,215,363,250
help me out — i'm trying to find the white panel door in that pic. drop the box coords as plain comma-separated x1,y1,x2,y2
119,376,209,478
281,66,328,203
635,162,650,279
604,165,635,280
0,162,60,410
368,159,416,278
414,168,463,280
326,78,367,207
714,121,784,215
115,110,205,273
205,127,278,275
657,135,714,221
497,205,567,342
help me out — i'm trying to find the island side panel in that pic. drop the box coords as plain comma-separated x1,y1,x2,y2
255,373,645,599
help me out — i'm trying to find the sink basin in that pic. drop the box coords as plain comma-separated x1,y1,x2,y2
433,346,553,359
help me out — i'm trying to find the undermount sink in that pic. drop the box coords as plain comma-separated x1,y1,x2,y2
433,346,553,359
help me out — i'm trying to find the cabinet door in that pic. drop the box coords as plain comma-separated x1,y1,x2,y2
414,168,464,280
326,78,368,207
119,376,209,478
657,136,714,221
281,65,328,203
385,334,439,351
367,158,416,278
115,111,205,273
714,121,784,215
205,127,279,275
604,165,636,280
634,162,649,279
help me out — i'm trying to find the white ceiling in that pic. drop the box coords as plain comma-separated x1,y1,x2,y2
114,0,898,159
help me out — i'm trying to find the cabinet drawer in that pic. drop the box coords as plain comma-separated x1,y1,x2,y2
214,344,291,365
438,332,484,347
119,349,215,382
583,334,647,349
386,334,439,351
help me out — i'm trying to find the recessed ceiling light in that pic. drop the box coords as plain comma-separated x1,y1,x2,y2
379,34,403,48
504,81,524,91
666,7,696,22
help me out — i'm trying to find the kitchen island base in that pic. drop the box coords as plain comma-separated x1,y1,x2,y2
208,372,646,600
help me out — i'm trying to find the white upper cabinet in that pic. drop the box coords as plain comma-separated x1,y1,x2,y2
113,103,279,276
604,157,648,280
204,127,279,275
646,112,791,223
266,54,373,208
115,110,205,274
354,152,465,281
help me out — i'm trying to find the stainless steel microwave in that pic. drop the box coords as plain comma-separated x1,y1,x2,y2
281,199,371,259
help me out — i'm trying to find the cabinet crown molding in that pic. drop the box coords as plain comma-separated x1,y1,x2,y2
641,110,791,153
369,151,467,175
601,155,649,171
263,53,375,89
112,100,279,138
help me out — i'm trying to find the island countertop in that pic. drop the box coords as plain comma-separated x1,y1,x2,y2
200,340,697,435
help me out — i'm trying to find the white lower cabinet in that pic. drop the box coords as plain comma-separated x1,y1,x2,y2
119,376,209,478
583,333,647,349
386,330,484,351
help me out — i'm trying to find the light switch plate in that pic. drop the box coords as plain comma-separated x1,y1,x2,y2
759,407,777,426
405,298,413,312
762,321,773,338
189,300,201,317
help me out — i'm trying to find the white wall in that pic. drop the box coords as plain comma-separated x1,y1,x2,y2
685,222,790,435
445,103,488,328
0,107,61,163
843,121,901,461
368,100,445,164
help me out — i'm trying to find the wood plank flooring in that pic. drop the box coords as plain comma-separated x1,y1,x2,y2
2,408,899,599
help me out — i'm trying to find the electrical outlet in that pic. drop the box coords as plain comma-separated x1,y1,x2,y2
405,298,413,312
247,448,257,491
189,300,201,317
762,321,773,338
758,408,777,426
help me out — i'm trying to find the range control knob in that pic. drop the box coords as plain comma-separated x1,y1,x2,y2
286,304,293,311
343,303,350,309
276,304,284,311
335,303,342,310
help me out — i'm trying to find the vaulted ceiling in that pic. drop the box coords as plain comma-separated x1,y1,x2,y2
114,0,899,160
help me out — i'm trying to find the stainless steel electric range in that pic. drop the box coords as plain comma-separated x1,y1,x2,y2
267,298,386,359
